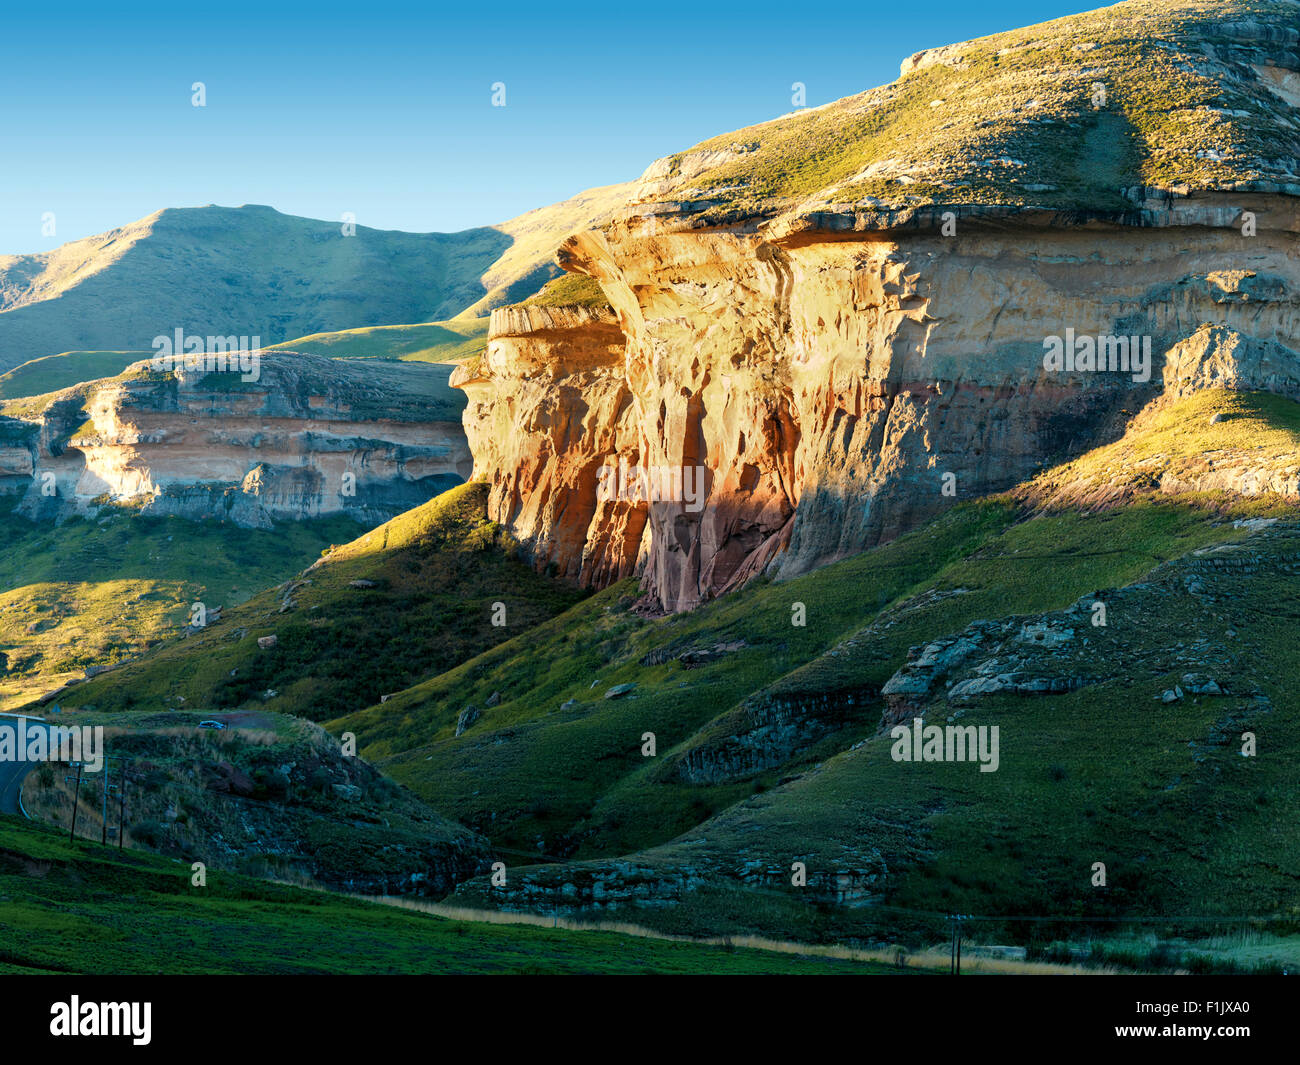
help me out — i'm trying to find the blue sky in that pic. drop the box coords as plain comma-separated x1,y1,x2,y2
0,0,1094,255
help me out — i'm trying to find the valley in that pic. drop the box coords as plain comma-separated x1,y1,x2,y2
0,0,1297,981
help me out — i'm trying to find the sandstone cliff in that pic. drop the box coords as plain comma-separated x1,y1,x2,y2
455,0,1300,612
1,352,471,528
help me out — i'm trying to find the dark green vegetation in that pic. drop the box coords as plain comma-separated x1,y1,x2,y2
0,819,899,974
57,390,1300,958
20,710,488,893
0,497,360,711
69,483,588,722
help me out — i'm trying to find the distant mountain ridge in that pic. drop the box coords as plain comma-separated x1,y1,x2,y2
0,184,634,372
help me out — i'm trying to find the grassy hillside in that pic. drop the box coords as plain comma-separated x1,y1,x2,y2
0,819,898,974
268,318,489,364
304,390,1299,951
0,183,641,372
66,483,588,722
30,389,1300,960
18,709,490,893
0,205,510,372
334,500,1253,859
522,274,611,310
523,512,1300,952
0,351,149,400
0,499,361,711
634,0,1299,220
457,182,637,318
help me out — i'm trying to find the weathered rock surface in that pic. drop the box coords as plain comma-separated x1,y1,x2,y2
454,2,1300,612
458,200,1300,611
451,304,646,587
877,525,1298,726
2,352,471,528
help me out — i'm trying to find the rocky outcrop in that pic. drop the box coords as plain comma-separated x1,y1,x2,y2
449,2,1300,616
454,852,884,915
458,195,1300,611
451,304,646,586
877,522,1298,727
3,352,471,528
675,685,877,784
454,1,1300,612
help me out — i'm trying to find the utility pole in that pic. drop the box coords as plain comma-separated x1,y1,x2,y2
69,762,82,843
948,915,964,975
118,757,126,850
101,760,108,845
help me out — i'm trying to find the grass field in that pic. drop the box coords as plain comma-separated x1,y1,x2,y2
267,318,489,364
0,819,906,974
66,483,589,721
0,351,150,401
0,499,362,711
522,274,610,309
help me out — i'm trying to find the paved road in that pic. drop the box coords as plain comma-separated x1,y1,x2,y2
0,716,48,816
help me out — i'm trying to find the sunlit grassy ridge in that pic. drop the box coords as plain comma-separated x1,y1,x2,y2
1020,389,1300,506
0,351,149,401
266,318,489,364
644,0,1299,218
68,483,588,721
521,273,611,310
0,499,359,711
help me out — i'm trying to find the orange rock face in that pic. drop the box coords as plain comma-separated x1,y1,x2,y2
455,194,1300,612
451,305,646,589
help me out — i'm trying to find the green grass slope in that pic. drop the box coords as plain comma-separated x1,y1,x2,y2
0,819,898,974
0,499,361,711
267,318,490,364
542,514,1300,949
66,482,588,722
0,351,149,400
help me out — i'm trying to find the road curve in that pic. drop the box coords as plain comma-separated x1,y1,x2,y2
0,716,49,816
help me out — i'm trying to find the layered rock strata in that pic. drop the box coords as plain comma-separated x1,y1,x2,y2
457,194,1300,611
1,352,471,528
